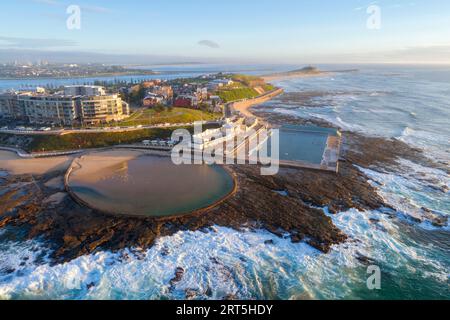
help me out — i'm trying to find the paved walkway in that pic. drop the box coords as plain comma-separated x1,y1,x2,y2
0,120,222,136
0,146,84,158
0,144,172,159
227,88,284,118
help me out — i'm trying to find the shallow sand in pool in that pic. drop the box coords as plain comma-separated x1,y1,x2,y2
0,151,74,175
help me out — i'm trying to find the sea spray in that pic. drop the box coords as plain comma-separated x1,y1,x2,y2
1,215,448,300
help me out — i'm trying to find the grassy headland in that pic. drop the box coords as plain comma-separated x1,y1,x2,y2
217,87,260,103
216,74,276,103
0,124,220,153
114,108,220,127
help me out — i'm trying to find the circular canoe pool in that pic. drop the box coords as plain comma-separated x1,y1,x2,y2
67,150,235,217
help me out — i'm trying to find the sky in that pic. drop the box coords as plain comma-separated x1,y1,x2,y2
0,0,449,64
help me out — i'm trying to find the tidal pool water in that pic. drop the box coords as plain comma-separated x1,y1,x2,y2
68,152,235,217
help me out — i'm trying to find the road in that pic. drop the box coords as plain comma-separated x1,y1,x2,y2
0,120,223,136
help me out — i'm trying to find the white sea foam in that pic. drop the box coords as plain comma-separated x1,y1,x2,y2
397,127,450,163
307,113,366,132
1,68,449,300
356,160,449,229
0,228,322,300
1,215,448,300
326,209,449,282
272,108,300,117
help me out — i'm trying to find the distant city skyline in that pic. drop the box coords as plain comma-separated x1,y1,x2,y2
1,0,449,64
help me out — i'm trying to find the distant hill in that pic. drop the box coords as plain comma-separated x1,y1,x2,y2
262,66,358,81
285,66,322,74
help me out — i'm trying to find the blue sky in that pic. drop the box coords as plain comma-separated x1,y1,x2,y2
1,0,449,64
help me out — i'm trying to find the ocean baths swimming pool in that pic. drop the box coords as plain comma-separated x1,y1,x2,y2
260,125,339,166
67,150,236,217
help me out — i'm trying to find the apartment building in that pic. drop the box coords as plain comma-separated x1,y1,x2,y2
19,94,78,125
63,85,106,96
79,95,129,124
0,86,130,125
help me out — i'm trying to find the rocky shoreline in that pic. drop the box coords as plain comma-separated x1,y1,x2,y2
0,105,447,264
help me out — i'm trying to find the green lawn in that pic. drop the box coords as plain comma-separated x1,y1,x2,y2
216,87,260,103
216,74,276,102
262,84,276,92
225,74,265,86
26,128,177,152
117,107,220,127
0,123,220,152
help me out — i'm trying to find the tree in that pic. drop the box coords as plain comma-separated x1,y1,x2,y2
154,103,165,113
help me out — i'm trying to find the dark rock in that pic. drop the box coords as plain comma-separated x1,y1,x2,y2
204,286,213,297
1,111,444,265
170,267,185,286
87,282,96,290
356,252,376,266
160,247,170,257
223,294,238,300
185,288,199,300
1,267,16,275
432,217,448,228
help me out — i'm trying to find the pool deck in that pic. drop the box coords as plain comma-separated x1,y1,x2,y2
228,90,342,173
217,125,341,173
238,124,342,173
278,134,341,172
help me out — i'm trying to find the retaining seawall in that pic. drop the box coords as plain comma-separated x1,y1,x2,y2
228,88,284,118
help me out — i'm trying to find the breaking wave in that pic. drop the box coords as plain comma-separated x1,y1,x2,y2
1,205,449,300
1,66,449,300
357,159,449,230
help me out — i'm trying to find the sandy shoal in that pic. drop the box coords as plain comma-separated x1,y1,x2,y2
70,149,143,183
0,151,74,175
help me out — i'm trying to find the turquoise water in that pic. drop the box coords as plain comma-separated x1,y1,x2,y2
279,129,328,164
266,126,329,164
69,154,235,217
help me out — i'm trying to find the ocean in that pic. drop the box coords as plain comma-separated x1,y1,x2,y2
0,65,449,300
0,64,287,92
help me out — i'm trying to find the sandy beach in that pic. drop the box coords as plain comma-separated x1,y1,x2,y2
69,149,143,184
231,88,284,118
0,150,74,175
